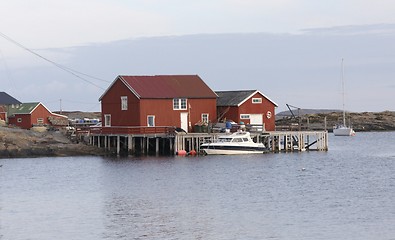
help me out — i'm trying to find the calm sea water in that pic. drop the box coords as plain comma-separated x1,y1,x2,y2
1,132,395,240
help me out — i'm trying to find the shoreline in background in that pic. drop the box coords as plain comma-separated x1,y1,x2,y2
276,111,395,132
1,111,394,158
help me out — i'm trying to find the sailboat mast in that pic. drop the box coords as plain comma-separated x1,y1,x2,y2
341,58,346,126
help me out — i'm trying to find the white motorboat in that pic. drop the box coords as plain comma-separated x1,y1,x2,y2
200,131,266,155
334,58,355,136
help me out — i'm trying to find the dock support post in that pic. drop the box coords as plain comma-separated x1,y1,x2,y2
146,137,150,154
117,135,120,156
127,135,132,154
141,137,144,154
170,137,174,154
277,136,281,152
156,138,160,155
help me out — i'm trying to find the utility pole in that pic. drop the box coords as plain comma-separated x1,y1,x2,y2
60,99,62,114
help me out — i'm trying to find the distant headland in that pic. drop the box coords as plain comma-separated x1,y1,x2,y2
276,110,395,132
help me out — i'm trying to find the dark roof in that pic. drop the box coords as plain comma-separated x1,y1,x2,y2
0,92,21,105
216,90,257,106
216,90,278,107
101,75,217,100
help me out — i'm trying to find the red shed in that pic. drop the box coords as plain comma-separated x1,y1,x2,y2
216,90,278,131
8,102,67,129
99,75,218,133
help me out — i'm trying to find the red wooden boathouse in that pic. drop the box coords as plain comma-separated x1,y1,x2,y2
99,75,218,134
216,90,278,131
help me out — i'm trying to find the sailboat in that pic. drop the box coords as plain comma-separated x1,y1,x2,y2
333,59,355,136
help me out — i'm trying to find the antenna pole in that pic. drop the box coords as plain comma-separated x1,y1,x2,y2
60,99,62,114
341,58,346,126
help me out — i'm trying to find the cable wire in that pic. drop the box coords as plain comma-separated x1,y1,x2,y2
0,31,109,90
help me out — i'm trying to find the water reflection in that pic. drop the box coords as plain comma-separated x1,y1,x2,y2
100,157,216,239
0,132,395,239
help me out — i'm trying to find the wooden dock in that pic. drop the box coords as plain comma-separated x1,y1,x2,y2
87,130,328,156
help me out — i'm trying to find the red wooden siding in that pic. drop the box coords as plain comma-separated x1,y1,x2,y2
218,106,239,123
139,98,217,129
31,104,52,126
101,79,141,127
9,114,32,129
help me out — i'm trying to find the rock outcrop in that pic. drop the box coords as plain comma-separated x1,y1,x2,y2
0,126,104,158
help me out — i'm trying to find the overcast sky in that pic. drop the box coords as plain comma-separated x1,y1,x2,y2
1,0,395,113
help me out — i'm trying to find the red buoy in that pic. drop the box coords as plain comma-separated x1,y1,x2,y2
188,150,197,156
176,150,187,156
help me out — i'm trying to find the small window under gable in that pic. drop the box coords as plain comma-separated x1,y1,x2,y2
17,118,22,123
147,115,155,127
37,118,44,124
121,96,128,110
240,114,250,119
252,98,262,104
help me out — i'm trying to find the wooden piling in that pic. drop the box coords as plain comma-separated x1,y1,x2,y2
88,130,328,156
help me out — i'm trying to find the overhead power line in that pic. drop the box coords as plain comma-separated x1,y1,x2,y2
0,31,110,90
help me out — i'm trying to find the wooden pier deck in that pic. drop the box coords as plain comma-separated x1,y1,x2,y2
87,130,328,156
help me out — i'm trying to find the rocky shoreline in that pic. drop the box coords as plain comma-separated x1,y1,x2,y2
0,126,105,158
276,111,395,132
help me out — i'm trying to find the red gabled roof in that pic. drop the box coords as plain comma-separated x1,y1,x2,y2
101,75,217,100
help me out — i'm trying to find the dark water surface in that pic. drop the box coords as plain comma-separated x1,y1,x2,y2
1,132,395,239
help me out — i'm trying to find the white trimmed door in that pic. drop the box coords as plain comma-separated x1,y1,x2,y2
250,114,263,131
180,112,188,133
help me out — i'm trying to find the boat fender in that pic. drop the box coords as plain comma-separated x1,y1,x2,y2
176,150,187,156
188,150,197,156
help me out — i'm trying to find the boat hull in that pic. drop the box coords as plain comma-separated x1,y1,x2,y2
333,127,355,136
200,145,266,155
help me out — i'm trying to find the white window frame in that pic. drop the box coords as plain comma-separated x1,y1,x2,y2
104,114,111,127
17,118,22,123
173,98,187,110
252,98,262,104
240,114,250,119
121,96,128,110
147,115,155,127
37,118,44,124
202,113,209,123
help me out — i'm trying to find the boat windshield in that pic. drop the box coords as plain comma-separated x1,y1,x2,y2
218,138,232,142
231,138,243,142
